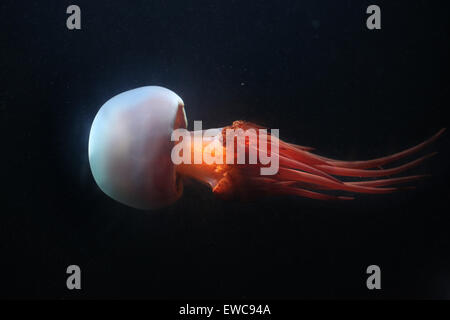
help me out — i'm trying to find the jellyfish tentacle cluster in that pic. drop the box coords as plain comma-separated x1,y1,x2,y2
88,86,444,209
191,121,444,201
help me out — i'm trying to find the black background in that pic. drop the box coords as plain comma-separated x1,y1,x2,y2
1,0,449,299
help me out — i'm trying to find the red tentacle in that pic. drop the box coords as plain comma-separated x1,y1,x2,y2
214,121,444,201
315,153,436,177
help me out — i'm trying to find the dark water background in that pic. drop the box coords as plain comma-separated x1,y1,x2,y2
1,0,449,298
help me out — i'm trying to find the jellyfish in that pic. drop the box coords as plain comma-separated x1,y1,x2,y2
88,86,444,209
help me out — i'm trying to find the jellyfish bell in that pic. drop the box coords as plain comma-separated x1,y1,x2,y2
88,86,187,209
